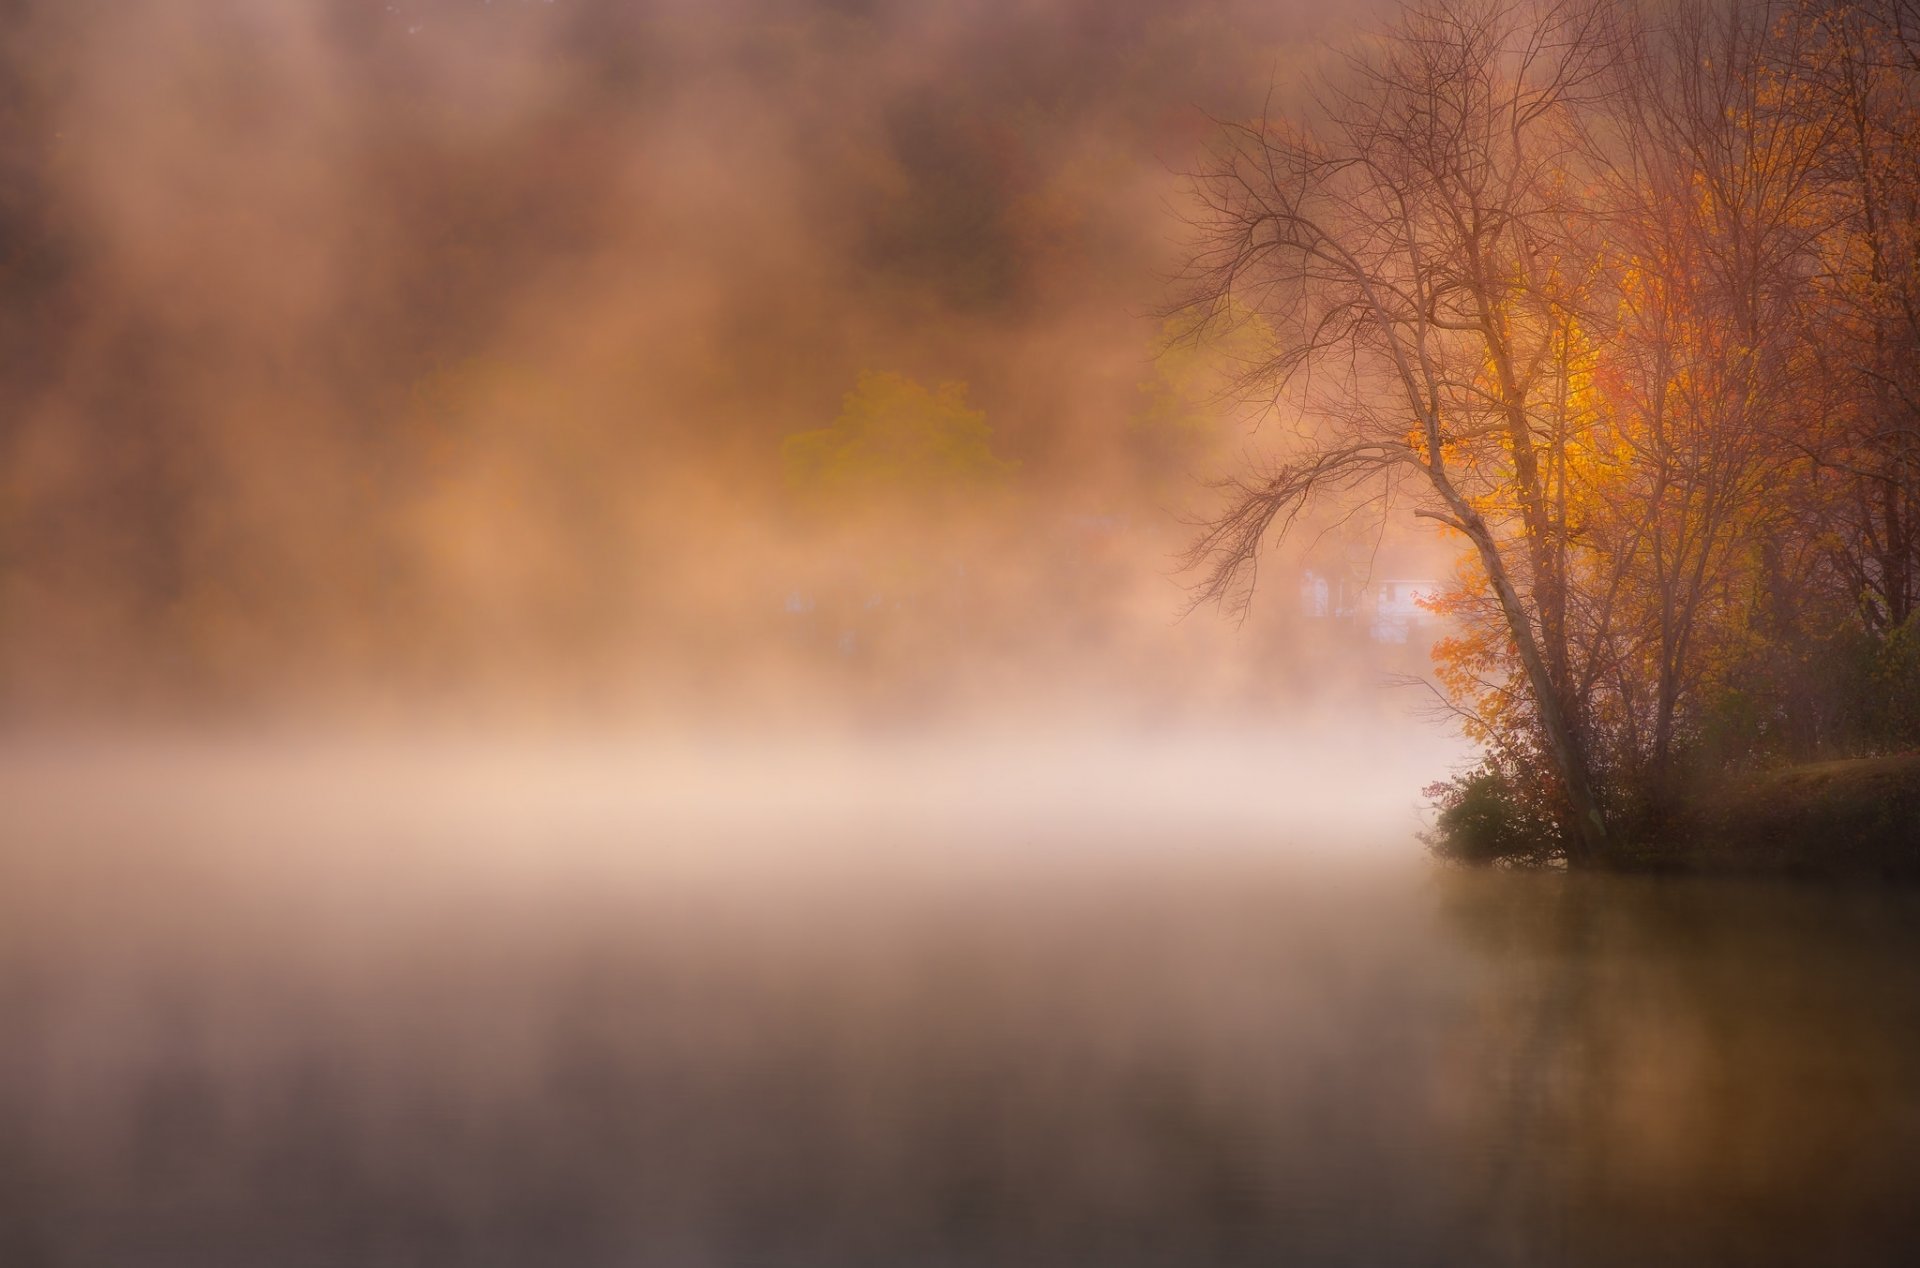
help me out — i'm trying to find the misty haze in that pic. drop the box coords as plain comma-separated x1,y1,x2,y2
5,0,1920,1264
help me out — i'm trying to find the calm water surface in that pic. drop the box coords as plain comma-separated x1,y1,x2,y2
5,736,1920,1266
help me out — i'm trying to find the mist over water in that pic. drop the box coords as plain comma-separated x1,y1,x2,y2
8,724,1920,1266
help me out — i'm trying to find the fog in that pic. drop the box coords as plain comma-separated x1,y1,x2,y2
19,3,1920,1264
0,0,1425,721
8,729,1920,1266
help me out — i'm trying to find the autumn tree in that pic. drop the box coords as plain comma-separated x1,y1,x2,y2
1565,0,1833,788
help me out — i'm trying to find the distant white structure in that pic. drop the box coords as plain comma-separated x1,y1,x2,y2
1299,570,1441,643
1300,570,1331,619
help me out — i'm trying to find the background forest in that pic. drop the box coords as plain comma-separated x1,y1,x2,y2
0,0,1366,723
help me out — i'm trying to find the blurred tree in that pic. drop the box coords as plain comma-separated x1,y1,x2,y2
1786,0,1920,636
1572,0,1827,793
782,371,1017,509
775,372,1020,695
1132,306,1275,488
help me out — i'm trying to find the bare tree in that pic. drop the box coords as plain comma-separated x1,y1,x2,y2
1786,0,1920,635
1177,0,1618,862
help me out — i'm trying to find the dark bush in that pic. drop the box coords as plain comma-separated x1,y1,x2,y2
1424,762,1565,867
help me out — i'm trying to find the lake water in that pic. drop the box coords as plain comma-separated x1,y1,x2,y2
5,733,1920,1266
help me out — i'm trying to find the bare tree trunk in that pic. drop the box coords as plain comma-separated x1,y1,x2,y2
1430,479,1610,866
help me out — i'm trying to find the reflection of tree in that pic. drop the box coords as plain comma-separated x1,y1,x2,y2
1435,872,1920,1265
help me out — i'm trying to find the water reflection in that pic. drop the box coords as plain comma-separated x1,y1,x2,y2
1437,872,1920,1266
4,748,1919,1266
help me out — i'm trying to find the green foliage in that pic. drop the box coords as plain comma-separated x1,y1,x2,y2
782,372,1016,508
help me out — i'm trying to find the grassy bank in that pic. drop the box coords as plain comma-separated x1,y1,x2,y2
1616,754,1920,882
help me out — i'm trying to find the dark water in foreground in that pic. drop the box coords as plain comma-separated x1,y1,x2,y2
5,739,1920,1266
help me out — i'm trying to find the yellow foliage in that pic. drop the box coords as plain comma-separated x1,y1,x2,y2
782,371,1017,508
